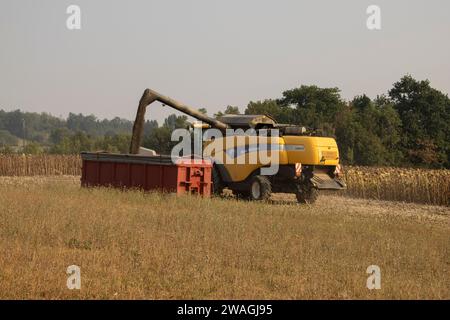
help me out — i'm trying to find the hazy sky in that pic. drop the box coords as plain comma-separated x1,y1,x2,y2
1,0,449,123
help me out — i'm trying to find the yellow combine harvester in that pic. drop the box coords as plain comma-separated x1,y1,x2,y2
130,89,346,203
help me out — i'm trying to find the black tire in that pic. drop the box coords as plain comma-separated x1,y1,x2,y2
249,175,272,201
233,190,250,200
212,166,224,196
296,184,318,204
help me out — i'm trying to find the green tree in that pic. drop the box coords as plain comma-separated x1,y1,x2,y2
215,105,240,118
279,85,346,134
0,129,19,146
389,75,450,167
95,134,131,153
50,127,71,144
142,114,189,154
142,126,172,154
163,114,188,131
0,145,14,154
50,132,94,154
335,95,402,166
245,99,285,120
23,142,44,155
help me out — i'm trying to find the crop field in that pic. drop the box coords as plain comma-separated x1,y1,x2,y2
0,155,81,176
341,166,450,206
0,155,449,205
0,176,448,299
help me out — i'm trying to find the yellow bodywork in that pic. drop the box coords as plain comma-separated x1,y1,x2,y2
204,135,340,182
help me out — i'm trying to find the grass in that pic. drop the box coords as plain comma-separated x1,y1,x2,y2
0,176,449,299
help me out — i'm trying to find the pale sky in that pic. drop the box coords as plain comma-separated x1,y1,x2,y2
1,0,449,123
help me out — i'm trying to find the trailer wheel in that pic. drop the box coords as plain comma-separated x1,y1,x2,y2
296,185,318,204
212,166,224,196
249,176,271,201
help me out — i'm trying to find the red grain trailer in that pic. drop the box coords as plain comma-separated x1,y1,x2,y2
80,152,212,196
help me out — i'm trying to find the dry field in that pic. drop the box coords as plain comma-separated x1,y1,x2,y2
0,176,448,299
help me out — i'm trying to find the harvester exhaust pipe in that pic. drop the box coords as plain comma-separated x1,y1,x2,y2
130,89,229,154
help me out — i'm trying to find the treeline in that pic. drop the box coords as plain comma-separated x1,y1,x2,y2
0,110,158,154
243,75,449,168
0,75,449,168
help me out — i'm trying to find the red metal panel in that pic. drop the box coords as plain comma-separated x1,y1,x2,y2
176,159,212,196
130,163,146,189
83,161,99,186
99,162,115,186
162,165,178,192
146,165,162,190
115,163,129,187
80,153,212,197
81,159,87,185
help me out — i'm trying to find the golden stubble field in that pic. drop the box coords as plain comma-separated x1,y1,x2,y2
0,176,449,299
